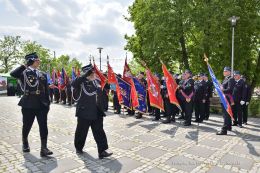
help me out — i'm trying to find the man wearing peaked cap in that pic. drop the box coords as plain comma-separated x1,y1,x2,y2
72,64,112,159
217,66,235,135
178,69,195,126
232,70,247,128
10,52,53,157
193,73,207,123
203,73,213,120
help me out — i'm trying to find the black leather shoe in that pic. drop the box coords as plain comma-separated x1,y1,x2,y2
40,139,53,157
237,125,243,128
177,116,184,119
40,148,53,157
99,150,113,159
162,119,171,124
216,130,227,135
135,115,142,119
22,138,30,153
76,149,83,154
152,118,160,121
183,122,191,126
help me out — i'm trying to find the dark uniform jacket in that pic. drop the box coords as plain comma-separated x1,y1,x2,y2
194,80,207,102
10,65,50,109
233,79,247,103
179,78,195,101
222,76,235,104
205,80,213,100
71,76,106,120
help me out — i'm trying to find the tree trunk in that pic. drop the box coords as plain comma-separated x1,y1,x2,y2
179,34,190,70
250,51,260,98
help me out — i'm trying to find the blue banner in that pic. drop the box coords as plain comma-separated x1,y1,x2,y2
207,63,233,119
133,77,147,113
72,68,76,81
116,76,131,108
46,71,53,84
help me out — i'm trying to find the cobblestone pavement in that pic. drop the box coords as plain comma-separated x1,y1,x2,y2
0,96,259,173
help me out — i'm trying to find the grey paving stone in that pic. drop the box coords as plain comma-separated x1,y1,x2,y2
103,157,142,173
134,134,159,143
231,144,260,157
39,158,81,173
115,129,141,137
208,166,235,173
145,167,167,173
200,138,226,148
156,139,184,149
112,140,140,150
165,155,201,172
184,146,216,158
219,154,254,170
135,147,167,159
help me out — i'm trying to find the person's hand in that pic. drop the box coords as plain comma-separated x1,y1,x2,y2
186,98,191,102
240,101,245,105
246,102,249,105
202,99,206,103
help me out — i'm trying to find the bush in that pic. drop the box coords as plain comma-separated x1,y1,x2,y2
249,98,260,117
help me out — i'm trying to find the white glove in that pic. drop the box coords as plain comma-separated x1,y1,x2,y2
160,85,164,89
246,102,249,105
240,101,245,105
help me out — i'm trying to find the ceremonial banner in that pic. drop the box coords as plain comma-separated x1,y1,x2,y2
60,68,67,89
93,63,107,89
46,71,53,85
107,64,117,84
72,67,76,81
133,77,147,113
206,58,234,120
123,59,139,108
116,76,131,108
162,64,181,110
146,69,164,111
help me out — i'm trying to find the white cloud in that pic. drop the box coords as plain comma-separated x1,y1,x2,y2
0,0,135,73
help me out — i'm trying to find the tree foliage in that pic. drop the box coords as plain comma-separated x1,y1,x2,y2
0,36,82,76
0,36,23,73
125,0,260,89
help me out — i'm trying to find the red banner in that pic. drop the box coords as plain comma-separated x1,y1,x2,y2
107,63,117,84
146,69,164,111
93,63,107,89
162,64,181,110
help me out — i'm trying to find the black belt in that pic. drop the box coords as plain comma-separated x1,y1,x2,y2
25,90,42,95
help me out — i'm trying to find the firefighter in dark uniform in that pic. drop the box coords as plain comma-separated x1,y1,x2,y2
60,85,67,104
177,73,186,119
72,64,112,159
241,75,251,125
10,52,53,157
203,73,213,120
161,76,175,124
232,71,247,128
66,78,73,105
217,67,235,135
194,73,207,123
53,81,60,103
179,70,194,126
102,81,110,112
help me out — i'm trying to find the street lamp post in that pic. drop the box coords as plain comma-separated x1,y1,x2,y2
97,47,103,71
228,16,240,76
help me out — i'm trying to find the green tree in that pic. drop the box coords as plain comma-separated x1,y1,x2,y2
125,0,260,93
22,40,52,72
0,36,23,73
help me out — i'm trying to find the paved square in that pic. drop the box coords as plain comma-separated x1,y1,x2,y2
0,97,259,173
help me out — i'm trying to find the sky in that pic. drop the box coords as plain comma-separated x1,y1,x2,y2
0,0,135,73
